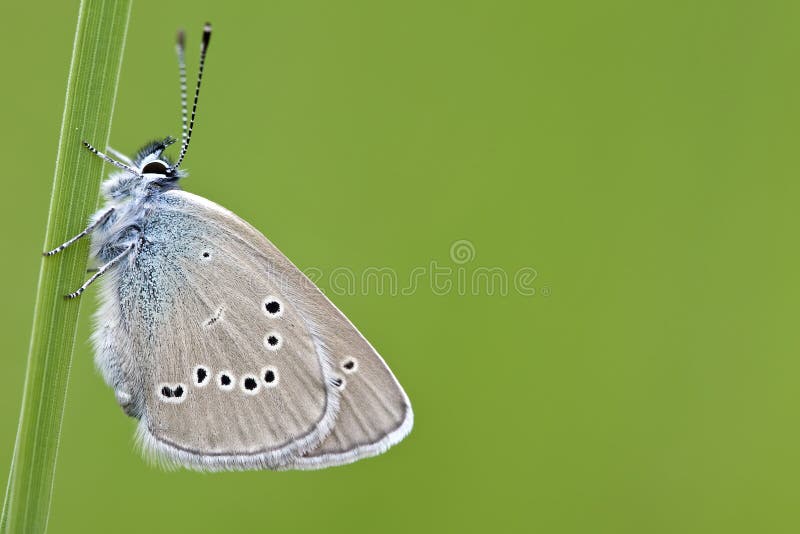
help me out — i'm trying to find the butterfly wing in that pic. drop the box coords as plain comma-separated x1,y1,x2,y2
286,312,414,470
98,192,341,470
167,191,414,469
95,190,412,470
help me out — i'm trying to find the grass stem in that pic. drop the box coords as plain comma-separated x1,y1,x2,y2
1,1,132,531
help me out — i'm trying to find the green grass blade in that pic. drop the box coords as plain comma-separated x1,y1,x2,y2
1,0,132,531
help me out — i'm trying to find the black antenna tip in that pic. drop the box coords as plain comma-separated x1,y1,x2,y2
202,23,212,47
176,29,185,49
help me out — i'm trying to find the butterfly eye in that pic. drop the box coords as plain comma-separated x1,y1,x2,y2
141,160,168,175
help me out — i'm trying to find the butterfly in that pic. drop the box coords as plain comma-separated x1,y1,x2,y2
44,23,413,471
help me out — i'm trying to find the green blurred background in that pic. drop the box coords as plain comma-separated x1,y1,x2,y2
2,0,800,532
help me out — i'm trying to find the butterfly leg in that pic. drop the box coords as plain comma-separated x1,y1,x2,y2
43,207,115,256
106,146,133,166
82,141,140,175
65,240,136,299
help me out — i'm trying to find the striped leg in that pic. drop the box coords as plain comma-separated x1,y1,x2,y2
82,141,140,175
65,241,135,299
43,208,115,256
106,146,133,166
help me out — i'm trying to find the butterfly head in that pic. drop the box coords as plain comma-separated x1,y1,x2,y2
93,23,212,202
135,137,185,186
99,137,186,201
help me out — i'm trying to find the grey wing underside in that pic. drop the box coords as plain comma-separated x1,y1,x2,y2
283,296,414,470
95,190,412,470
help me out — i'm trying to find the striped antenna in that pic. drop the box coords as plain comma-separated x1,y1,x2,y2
176,29,188,145
173,23,212,170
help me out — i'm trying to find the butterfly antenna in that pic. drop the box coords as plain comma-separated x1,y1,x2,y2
173,23,212,170
176,29,188,146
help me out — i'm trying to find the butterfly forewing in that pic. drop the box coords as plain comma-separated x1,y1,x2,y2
95,190,412,470
104,192,340,470
167,191,414,469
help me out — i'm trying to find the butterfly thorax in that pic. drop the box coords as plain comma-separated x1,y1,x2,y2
91,138,189,262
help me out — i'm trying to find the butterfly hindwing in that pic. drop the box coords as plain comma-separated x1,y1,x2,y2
283,284,414,469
